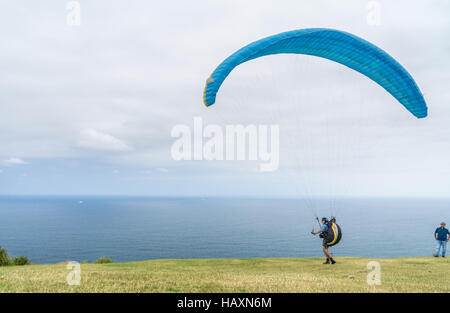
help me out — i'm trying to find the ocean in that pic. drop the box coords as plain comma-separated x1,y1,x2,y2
0,196,447,264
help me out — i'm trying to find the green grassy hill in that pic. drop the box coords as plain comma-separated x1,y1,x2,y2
0,257,448,293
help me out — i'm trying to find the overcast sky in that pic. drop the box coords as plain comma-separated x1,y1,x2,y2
0,0,449,197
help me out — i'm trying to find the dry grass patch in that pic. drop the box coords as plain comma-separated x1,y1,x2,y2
0,257,447,293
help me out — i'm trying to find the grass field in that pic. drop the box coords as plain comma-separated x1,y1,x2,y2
0,257,448,293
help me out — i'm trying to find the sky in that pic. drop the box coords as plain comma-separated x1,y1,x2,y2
0,0,449,197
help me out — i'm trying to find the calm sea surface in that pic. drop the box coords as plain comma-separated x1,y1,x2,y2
0,196,447,264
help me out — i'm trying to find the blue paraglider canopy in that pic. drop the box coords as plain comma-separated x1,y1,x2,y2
203,28,427,119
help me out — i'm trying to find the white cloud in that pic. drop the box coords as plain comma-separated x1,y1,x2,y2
156,167,169,173
0,1,449,196
3,157,27,166
77,128,131,152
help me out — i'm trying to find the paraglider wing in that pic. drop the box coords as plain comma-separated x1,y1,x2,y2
203,28,427,118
